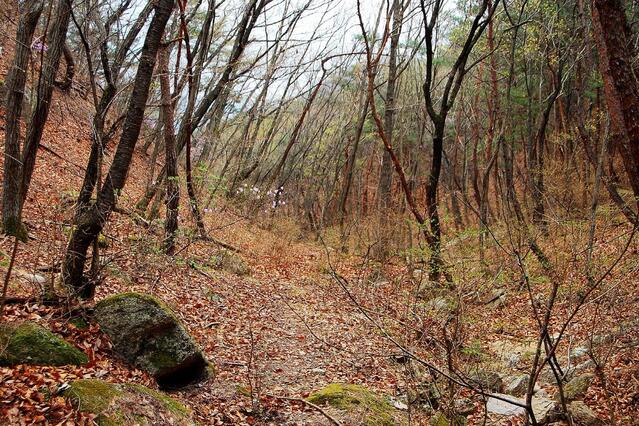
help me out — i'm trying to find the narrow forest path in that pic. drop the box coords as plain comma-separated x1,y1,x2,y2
148,229,404,425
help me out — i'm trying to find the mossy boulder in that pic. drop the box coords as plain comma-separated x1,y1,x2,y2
208,250,250,276
63,379,196,425
307,383,397,426
562,373,594,401
0,321,87,366
94,293,207,388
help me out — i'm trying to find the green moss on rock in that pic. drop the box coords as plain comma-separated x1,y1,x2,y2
127,383,191,418
64,379,123,415
94,292,207,388
307,383,396,426
2,216,29,242
429,412,467,426
562,373,594,401
64,379,196,426
0,322,87,366
207,250,250,276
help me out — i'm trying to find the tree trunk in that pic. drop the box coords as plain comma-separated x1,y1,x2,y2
158,45,179,254
62,0,175,296
426,122,445,281
2,0,43,240
592,0,639,206
19,0,72,214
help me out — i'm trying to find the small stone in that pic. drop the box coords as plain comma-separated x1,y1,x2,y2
15,270,47,284
469,369,503,392
454,398,475,415
569,401,603,426
311,367,326,375
392,399,408,410
486,393,558,423
570,346,589,359
424,296,455,312
208,250,250,276
532,397,559,424
573,359,596,375
505,375,529,396
489,339,536,368
484,288,507,307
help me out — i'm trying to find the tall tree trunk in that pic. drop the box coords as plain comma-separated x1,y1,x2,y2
377,0,403,209
19,0,72,213
592,0,639,206
375,0,404,260
339,95,369,225
158,45,179,254
62,0,175,296
426,121,446,281
532,68,561,234
2,0,44,240
176,0,207,238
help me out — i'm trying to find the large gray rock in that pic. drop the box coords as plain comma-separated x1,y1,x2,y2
486,393,558,424
63,379,196,425
95,292,207,388
0,321,87,366
486,394,525,416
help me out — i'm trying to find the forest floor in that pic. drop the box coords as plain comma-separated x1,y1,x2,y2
1,16,639,426
0,85,637,426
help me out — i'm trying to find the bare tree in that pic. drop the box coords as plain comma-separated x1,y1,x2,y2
62,0,175,297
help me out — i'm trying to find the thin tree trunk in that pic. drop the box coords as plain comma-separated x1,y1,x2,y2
377,0,403,209
158,45,179,254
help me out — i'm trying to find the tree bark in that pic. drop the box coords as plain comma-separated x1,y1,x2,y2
591,0,639,207
377,0,403,209
2,0,44,240
158,45,179,254
62,0,175,296
19,0,72,214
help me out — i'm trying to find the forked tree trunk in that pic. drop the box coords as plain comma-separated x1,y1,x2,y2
62,0,175,296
